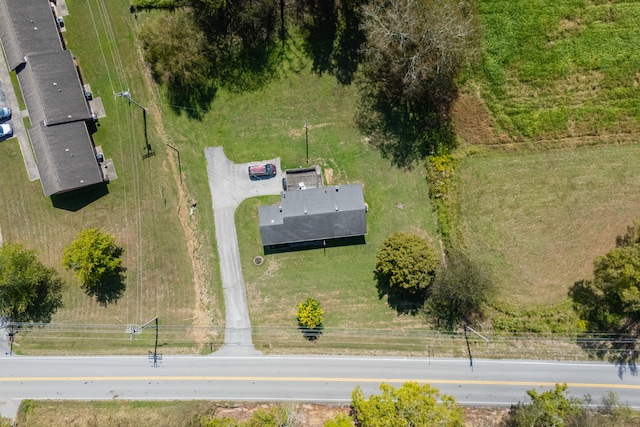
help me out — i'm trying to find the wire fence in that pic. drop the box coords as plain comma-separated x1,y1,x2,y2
4,322,637,360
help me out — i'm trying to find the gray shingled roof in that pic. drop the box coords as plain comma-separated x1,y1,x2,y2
0,0,103,197
29,121,103,197
27,51,92,125
259,184,367,246
0,0,63,71
0,0,21,71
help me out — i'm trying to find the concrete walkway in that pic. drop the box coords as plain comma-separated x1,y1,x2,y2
0,327,10,356
205,147,283,355
0,54,39,181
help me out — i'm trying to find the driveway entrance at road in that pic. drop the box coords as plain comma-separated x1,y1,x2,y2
205,147,282,355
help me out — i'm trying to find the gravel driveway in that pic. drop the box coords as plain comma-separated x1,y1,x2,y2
205,147,283,355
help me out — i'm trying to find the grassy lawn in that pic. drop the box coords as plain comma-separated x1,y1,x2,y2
4,0,640,354
160,38,441,352
3,0,440,354
479,0,640,141
0,0,219,354
457,144,640,309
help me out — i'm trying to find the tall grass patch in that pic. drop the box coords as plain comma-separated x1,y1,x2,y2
479,0,640,140
457,144,640,308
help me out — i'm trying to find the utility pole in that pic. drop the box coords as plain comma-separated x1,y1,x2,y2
7,324,16,356
463,323,473,370
115,90,154,158
120,316,157,340
148,317,162,368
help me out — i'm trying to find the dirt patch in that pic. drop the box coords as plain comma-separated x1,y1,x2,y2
212,403,348,426
289,123,331,140
324,168,334,185
464,407,511,426
452,91,498,145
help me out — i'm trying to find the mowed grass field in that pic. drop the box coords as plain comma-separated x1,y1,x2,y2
0,0,220,354
456,0,640,313
458,144,640,309
479,0,640,141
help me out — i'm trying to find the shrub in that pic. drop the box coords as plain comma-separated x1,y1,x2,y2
296,298,324,330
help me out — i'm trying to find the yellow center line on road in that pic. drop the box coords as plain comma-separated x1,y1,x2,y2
1,376,639,389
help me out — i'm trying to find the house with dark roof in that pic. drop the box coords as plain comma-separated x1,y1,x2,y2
0,0,104,196
0,0,64,70
259,184,367,248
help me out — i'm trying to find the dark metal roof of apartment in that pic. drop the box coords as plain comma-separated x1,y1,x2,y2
258,184,367,246
29,121,103,197
26,51,92,125
0,0,63,71
0,0,100,198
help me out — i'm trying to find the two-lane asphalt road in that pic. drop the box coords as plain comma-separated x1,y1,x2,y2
2,356,639,411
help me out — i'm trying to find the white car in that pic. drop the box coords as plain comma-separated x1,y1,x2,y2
0,123,13,138
0,107,10,120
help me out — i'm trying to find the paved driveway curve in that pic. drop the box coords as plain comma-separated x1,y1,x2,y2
205,147,283,355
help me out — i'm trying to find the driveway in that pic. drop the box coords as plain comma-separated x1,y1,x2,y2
205,147,283,355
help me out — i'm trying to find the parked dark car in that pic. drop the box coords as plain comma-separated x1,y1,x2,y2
248,163,277,179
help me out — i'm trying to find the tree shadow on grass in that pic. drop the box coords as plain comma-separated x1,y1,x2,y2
356,70,459,168
167,82,217,120
357,96,457,168
375,274,426,315
85,270,126,307
569,279,639,379
82,247,127,307
575,335,638,380
298,323,324,341
297,0,364,85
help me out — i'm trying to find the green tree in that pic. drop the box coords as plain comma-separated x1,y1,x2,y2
137,10,215,118
351,382,464,427
296,297,324,329
138,10,210,90
375,232,437,296
509,383,582,427
62,228,125,306
569,222,640,370
424,251,493,330
0,243,64,323
188,0,280,92
357,0,480,165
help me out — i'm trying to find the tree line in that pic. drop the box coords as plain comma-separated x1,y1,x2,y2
134,0,480,161
199,381,638,426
